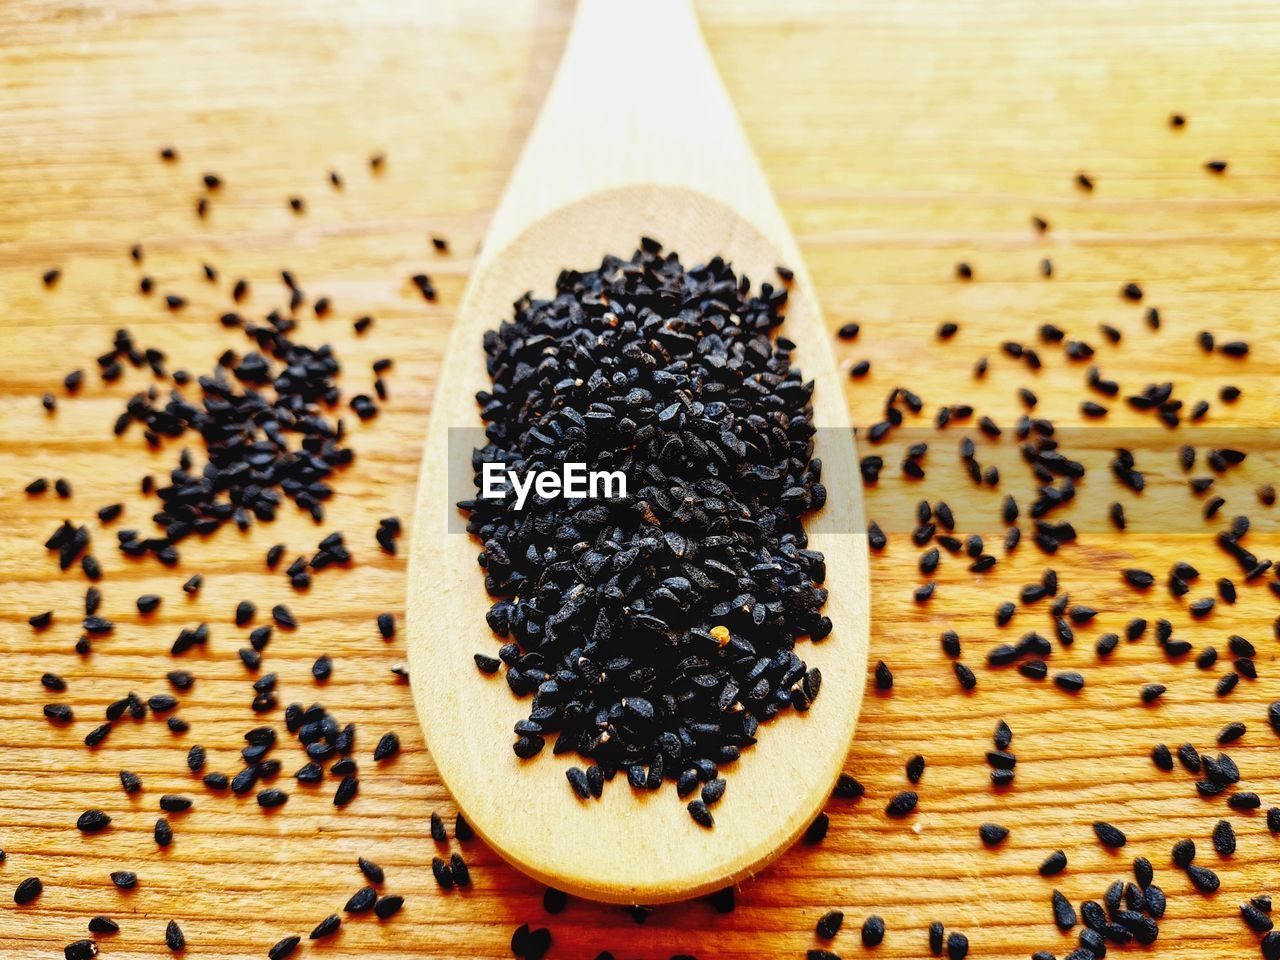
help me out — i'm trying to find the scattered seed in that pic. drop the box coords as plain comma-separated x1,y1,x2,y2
165,920,185,952
1093,821,1126,848
862,914,886,946
14,877,43,905
886,791,918,818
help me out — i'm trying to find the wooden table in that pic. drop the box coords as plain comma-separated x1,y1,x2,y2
1,1,1278,957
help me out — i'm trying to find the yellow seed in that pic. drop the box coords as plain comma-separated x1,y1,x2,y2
710,625,730,646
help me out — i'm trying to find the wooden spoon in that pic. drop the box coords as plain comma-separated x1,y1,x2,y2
406,0,869,905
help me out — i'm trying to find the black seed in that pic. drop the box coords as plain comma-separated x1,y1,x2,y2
257,789,288,809
345,886,378,913
1187,863,1220,893
1172,838,1196,867
88,916,119,934
1227,634,1255,657
65,940,97,960
45,703,74,723
41,672,67,691
1123,569,1154,589
14,876,43,905
953,662,976,690
233,600,255,626
1243,902,1274,934
833,774,864,799
311,654,332,682
905,754,925,783
77,809,111,833
165,920,185,952
166,670,194,691
868,521,886,550
986,750,1017,771
1054,671,1085,693
1228,792,1260,811
1218,721,1246,744
1093,821,1126,848
701,778,727,806
334,777,359,806
1177,743,1201,773
885,791,917,817
1040,850,1068,876
862,914,885,946
309,914,341,940
377,612,396,639
926,921,945,955
1212,819,1236,856
805,812,830,844
110,870,137,889
1141,684,1166,704
1053,890,1077,930
449,852,471,887
267,936,300,960
875,661,893,690
431,857,454,890
688,799,714,828
373,732,400,762
536,886,568,915
373,895,404,920
979,823,1009,846
816,909,844,939
1189,597,1215,618
148,694,178,713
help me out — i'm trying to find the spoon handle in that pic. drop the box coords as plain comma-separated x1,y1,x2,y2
481,0,777,268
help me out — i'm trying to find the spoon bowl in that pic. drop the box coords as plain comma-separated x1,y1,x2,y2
406,0,868,905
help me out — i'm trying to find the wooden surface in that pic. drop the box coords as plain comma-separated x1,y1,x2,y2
1,0,1278,957
406,0,867,906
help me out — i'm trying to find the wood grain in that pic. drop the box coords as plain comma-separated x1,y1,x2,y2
1,0,1279,957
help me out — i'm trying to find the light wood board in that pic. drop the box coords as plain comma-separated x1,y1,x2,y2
1,0,1279,957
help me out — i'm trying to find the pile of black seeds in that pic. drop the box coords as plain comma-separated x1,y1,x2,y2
16,146,446,958
810,109,1278,960
460,239,829,825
